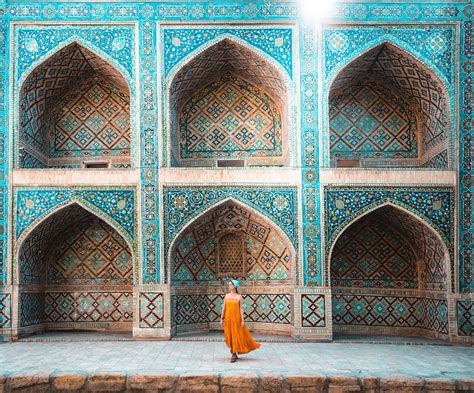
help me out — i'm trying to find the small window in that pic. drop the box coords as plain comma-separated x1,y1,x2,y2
218,233,245,277
217,160,245,168
336,159,360,168
84,162,109,169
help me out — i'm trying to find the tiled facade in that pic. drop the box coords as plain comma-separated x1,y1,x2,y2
0,1,471,344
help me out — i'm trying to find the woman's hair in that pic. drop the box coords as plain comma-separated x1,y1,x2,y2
229,279,240,293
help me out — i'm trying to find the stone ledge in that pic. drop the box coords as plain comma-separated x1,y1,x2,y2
0,373,471,392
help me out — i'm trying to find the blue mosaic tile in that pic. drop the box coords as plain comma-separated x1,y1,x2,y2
15,189,136,246
162,27,293,77
15,26,135,81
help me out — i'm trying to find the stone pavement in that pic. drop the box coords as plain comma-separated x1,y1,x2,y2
0,338,473,391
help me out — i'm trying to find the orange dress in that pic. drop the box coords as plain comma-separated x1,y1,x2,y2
223,297,261,354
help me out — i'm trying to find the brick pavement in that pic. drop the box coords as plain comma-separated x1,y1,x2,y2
0,339,472,391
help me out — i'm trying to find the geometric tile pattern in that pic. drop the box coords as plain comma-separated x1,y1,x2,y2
19,42,130,167
179,73,282,161
459,9,473,294
174,295,224,326
48,218,133,285
20,150,48,168
371,44,449,158
457,300,473,336
0,294,11,329
330,77,418,161
53,78,130,159
301,294,326,327
324,187,453,252
18,204,134,331
420,150,449,168
19,204,133,285
171,201,292,283
19,205,102,285
174,293,291,326
324,26,455,84
329,43,450,168
332,294,448,335
16,189,136,244
139,293,164,329
45,292,133,323
331,211,419,289
20,292,45,327
161,186,298,285
169,38,288,108
331,205,449,291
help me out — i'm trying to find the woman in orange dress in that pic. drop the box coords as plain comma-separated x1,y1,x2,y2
220,280,261,362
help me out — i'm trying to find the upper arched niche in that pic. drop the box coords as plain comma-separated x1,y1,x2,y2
329,42,450,169
19,42,131,169
169,38,289,167
170,200,294,284
330,205,449,292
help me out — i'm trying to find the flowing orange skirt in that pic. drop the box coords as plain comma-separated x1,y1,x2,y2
223,298,261,354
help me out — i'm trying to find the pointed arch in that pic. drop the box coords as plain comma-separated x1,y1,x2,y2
326,201,451,291
16,201,135,335
165,34,294,167
167,197,297,284
18,37,131,92
327,37,450,92
17,40,133,169
166,33,291,88
326,38,452,169
16,198,135,259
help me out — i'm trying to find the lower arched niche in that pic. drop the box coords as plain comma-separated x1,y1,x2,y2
169,200,295,336
18,203,133,337
330,205,450,340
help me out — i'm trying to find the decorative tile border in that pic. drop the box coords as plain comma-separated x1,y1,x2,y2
15,189,136,246
0,5,8,285
301,294,326,327
45,292,133,323
457,300,472,336
174,293,292,326
0,294,11,329
139,292,164,328
162,26,293,78
332,293,449,335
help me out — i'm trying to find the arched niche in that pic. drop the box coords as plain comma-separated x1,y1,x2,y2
328,42,451,169
17,203,133,337
168,38,289,168
329,204,451,339
169,199,295,335
19,42,131,169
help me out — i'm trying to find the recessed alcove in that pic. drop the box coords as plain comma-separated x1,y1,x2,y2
329,43,451,169
169,200,295,335
330,205,450,339
169,38,289,168
19,42,131,169
18,204,133,337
